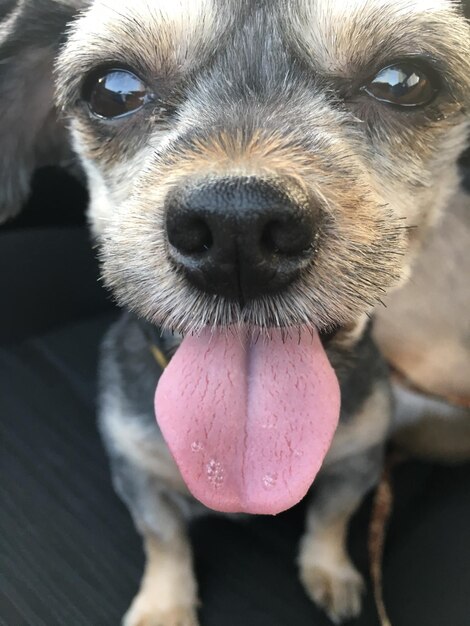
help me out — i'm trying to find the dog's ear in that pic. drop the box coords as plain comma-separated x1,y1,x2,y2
0,1,86,223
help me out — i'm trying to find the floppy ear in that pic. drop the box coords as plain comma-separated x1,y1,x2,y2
0,0,86,223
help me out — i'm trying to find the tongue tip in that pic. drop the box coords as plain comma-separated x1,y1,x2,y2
239,493,307,516
184,474,313,516
191,494,307,516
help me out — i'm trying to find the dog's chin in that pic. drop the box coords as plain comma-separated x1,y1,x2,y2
145,292,336,339
102,245,375,337
127,274,362,339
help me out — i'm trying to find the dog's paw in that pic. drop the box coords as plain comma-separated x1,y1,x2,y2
123,598,199,626
300,560,364,624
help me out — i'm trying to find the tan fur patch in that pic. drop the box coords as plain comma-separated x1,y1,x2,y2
325,383,391,467
375,188,470,398
299,505,365,621
300,515,351,567
124,530,198,625
334,315,370,350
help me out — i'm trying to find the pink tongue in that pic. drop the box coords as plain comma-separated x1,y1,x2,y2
155,328,340,515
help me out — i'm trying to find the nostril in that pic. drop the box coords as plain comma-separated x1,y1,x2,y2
262,219,313,256
165,177,320,300
168,216,213,255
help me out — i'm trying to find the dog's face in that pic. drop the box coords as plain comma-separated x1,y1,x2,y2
55,0,470,335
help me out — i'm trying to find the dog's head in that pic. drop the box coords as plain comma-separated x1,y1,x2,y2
51,0,470,335
1,0,470,334
3,0,470,514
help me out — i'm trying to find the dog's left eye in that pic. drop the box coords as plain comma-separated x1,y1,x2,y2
363,63,438,107
83,69,151,119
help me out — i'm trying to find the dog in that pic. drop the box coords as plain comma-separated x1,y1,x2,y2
1,1,470,625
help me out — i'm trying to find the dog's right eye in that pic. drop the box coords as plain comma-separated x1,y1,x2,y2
83,69,152,119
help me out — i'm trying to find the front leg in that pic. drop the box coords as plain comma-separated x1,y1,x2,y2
298,445,384,624
124,527,199,626
299,327,393,624
108,453,200,626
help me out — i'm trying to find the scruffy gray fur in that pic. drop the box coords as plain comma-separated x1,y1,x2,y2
1,1,470,625
100,312,391,625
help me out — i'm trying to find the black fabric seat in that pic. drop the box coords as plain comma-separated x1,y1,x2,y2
1,168,469,626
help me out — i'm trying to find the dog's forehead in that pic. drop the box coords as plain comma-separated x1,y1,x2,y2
71,0,457,60
63,0,219,73
83,0,215,26
293,0,458,72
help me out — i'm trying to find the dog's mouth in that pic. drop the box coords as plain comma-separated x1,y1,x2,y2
154,179,341,515
155,324,340,515
123,173,385,514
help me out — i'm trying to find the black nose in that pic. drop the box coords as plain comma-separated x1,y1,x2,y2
165,177,319,301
